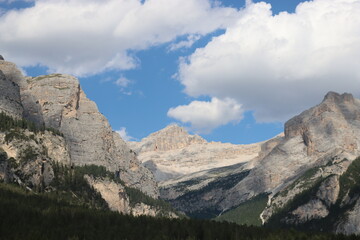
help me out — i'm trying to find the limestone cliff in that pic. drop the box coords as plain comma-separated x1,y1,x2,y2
219,92,360,209
147,92,360,234
129,125,263,182
0,129,70,188
130,124,283,218
0,67,23,119
0,60,158,199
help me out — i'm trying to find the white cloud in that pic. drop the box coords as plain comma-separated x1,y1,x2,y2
168,34,201,51
116,127,135,141
178,0,360,123
0,0,239,76
115,76,132,88
167,97,243,133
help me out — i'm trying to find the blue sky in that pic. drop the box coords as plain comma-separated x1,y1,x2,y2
1,0,359,144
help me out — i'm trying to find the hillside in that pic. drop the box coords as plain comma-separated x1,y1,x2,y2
0,182,356,240
0,58,173,217
133,92,360,235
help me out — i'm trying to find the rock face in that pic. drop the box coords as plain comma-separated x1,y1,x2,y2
0,129,70,188
141,92,360,232
129,125,263,182
18,73,158,197
84,175,131,214
85,175,178,218
0,70,23,118
0,60,24,85
0,60,158,198
131,125,206,153
336,198,360,235
130,124,283,217
220,92,360,210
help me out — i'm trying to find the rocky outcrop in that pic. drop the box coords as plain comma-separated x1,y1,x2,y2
0,129,70,188
219,92,360,211
130,125,264,182
113,132,158,197
0,60,158,199
130,124,206,153
84,175,130,214
0,60,25,85
131,125,283,217
0,70,23,118
19,73,158,197
149,92,360,227
336,198,360,235
85,175,178,218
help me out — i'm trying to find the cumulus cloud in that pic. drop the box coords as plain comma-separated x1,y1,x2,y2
0,0,239,76
168,34,202,51
116,127,135,141
178,0,360,123
167,97,243,133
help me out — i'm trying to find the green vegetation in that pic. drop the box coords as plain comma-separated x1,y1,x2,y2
0,112,63,138
277,166,321,198
49,163,110,210
266,157,360,232
173,170,251,219
216,193,269,226
51,163,176,215
31,73,64,81
338,157,360,201
0,183,357,240
18,145,38,165
266,177,325,229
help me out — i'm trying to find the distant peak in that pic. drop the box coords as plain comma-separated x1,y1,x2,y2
162,124,185,131
323,91,354,104
152,124,189,137
0,55,4,61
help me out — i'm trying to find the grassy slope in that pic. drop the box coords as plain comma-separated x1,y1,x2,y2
215,194,269,226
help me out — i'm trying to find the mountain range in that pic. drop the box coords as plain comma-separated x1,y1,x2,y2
1,57,360,235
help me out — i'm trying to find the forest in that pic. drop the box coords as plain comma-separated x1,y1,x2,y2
0,182,359,240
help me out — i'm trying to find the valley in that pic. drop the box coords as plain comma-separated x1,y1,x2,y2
1,58,360,238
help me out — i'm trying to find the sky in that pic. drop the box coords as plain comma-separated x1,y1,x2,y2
0,0,359,144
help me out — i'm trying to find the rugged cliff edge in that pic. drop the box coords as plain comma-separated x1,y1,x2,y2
133,91,360,235
129,124,264,182
0,58,167,217
130,124,283,218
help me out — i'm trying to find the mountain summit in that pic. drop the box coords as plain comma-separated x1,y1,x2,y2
140,91,360,235
130,124,206,153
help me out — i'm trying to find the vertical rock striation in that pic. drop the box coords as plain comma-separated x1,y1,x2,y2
0,60,158,198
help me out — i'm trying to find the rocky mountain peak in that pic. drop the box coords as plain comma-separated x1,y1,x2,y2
132,124,206,153
149,124,193,138
323,91,355,104
0,60,159,198
285,91,360,143
0,55,4,60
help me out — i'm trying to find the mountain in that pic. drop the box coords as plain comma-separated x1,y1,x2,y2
132,92,360,235
0,58,175,217
129,124,283,218
129,124,266,182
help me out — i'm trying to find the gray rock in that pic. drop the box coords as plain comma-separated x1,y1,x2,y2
221,92,360,211
287,199,329,224
0,60,25,85
20,72,158,197
0,70,23,118
0,55,4,60
316,175,340,207
336,198,360,235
